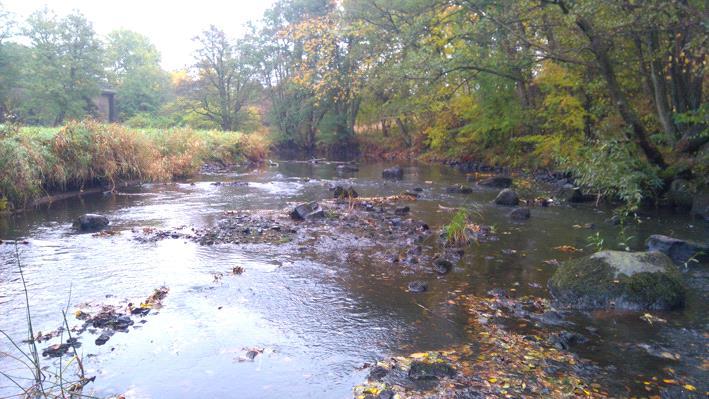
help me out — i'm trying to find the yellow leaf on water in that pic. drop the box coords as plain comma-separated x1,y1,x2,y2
683,384,696,391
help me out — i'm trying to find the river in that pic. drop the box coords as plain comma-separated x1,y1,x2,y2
1,162,706,398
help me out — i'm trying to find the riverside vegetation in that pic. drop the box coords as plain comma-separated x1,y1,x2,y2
0,120,268,211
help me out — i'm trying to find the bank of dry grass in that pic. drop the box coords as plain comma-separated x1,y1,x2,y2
0,120,269,210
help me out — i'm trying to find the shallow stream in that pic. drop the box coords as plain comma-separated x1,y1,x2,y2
1,162,706,398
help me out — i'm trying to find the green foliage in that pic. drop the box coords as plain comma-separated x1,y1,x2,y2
445,209,470,245
104,29,170,121
586,232,605,252
561,140,663,211
20,9,103,125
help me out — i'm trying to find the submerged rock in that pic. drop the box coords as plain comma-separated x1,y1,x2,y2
433,259,453,275
73,214,109,231
668,179,693,209
42,343,73,358
549,251,686,310
334,186,358,199
336,164,359,173
408,360,456,380
290,202,325,221
494,189,519,206
394,206,410,215
95,331,114,346
382,166,404,179
408,281,428,293
477,176,512,188
646,234,708,265
547,331,588,350
368,365,389,381
691,186,709,220
555,186,587,203
446,184,473,194
509,207,530,220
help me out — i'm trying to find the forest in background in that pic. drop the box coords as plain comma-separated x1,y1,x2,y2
0,0,706,211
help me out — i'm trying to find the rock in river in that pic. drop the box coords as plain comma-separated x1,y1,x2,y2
477,175,512,188
433,258,453,274
509,207,530,220
333,185,358,199
549,250,686,310
73,214,109,231
290,202,325,221
336,164,359,173
446,184,473,194
382,166,404,179
408,360,456,380
407,281,428,293
646,234,708,265
555,185,587,203
691,186,708,220
494,189,519,206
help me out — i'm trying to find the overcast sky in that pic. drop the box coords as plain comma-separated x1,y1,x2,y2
2,0,276,71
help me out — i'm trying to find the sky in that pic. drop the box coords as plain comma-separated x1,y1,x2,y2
2,0,276,71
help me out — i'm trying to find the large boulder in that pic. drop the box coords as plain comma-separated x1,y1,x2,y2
548,251,685,310
691,186,709,221
289,202,325,221
382,166,404,179
494,189,519,206
646,235,708,265
477,176,512,188
73,214,110,231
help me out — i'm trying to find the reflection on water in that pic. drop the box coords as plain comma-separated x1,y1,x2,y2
0,162,706,398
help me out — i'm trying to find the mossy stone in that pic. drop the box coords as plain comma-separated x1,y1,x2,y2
549,251,685,310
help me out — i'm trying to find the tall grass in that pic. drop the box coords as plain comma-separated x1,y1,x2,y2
0,120,269,209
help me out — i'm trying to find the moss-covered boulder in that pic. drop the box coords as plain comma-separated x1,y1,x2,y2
548,251,685,310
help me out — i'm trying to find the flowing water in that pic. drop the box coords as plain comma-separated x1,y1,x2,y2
0,162,706,398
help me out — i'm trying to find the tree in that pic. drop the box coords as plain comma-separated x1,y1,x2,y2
104,29,170,120
189,25,258,131
251,0,336,155
0,3,18,121
22,9,103,125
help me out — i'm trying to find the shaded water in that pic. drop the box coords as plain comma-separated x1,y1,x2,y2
1,162,706,398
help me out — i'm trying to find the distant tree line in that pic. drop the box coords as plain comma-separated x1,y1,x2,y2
0,5,261,131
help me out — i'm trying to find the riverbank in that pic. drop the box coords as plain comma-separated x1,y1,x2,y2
0,121,269,212
278,135,709,221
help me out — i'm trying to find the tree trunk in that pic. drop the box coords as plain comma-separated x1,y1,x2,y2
647,31,677,139
573,15,667,169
